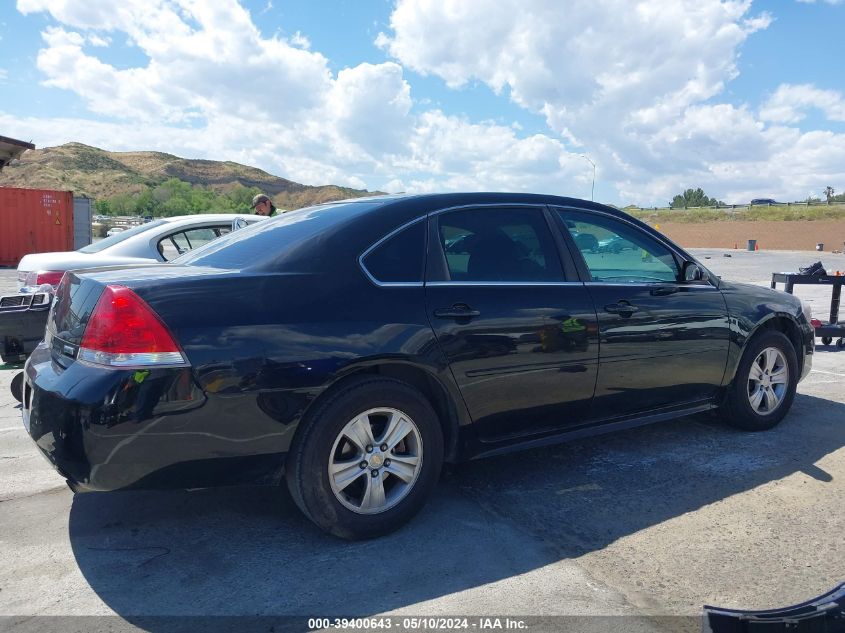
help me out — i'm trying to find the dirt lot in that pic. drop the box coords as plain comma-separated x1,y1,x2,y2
656,220,845,251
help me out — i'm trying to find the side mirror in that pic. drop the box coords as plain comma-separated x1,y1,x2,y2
232,216,249,232
683,261,707,282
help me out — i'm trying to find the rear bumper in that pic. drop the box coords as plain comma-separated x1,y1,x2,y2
22,342,294,492
22,343,198,491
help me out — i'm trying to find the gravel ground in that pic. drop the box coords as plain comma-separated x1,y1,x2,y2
0,249,842,629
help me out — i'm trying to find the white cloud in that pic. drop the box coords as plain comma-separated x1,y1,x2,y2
376,0,845,204
0,69,7,82
759,83,845,123
22,2,335,124
87,33,109,46
10,0,599,198
11,0,845,205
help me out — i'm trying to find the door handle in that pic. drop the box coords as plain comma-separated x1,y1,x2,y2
604,302,639,315
433,304,481,319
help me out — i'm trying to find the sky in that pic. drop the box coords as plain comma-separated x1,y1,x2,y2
1,0,844,206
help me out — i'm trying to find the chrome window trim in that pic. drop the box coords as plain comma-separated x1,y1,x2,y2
429,202,549,216
358,216,426,288
586,282,719,290
426,281,584,287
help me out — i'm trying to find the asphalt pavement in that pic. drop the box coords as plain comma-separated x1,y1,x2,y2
0,248,843,631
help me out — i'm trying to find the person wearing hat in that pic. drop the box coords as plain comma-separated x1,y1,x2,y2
252,193,278,216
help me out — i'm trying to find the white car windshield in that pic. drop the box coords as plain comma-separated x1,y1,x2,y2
78,220,169,254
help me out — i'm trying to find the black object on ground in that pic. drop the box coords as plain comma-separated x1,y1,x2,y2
0,291,52,364
703,580,845,632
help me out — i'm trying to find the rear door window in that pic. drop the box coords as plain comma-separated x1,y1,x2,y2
437,207,563,282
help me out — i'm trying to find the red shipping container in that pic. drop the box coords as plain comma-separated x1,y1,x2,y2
0,187,75,267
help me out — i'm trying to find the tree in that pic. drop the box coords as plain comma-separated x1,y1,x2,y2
670,188,724,209
824,186,835,202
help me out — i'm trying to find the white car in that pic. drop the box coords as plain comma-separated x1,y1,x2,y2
17,214,264,290
105,227,126,237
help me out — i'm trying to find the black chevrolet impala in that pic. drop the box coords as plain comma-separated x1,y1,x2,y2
22,193,813,539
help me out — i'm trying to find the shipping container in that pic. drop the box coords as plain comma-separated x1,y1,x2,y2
73,196,93,250
0,187,75,267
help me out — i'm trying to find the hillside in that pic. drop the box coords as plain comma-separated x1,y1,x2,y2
0,142,379,209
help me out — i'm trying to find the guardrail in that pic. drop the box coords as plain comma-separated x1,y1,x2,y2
624,201,845,212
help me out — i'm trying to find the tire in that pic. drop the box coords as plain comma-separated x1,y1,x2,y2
10,372,23,404
821,337,832,345
837,338,845,349
285,377,444,540
720,330,798,431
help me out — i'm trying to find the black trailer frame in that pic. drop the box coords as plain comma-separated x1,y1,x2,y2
771,272,845,348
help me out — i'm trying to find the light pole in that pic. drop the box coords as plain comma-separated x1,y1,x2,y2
579,154,595,201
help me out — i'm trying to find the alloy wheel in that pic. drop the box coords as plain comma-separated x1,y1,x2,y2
747,347,789,415
328,407,423,514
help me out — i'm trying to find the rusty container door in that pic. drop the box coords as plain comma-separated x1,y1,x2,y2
0,187,75,266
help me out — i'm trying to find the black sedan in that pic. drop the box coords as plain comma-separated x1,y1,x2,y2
21,193,814,539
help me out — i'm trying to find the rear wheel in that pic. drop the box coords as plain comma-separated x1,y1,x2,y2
286,377,443,539
720,330,798,431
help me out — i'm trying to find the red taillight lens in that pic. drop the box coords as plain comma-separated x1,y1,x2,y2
811,319,823,329
25,270,66,288
79,285,187,367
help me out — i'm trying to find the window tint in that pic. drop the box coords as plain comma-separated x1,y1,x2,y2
158,228,217,262
157,236,180,261
438,207,562,282
558,210,679,283
362,220,425,283
179,201,385,270
183,227,219,249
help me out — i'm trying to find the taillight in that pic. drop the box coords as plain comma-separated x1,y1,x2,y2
78,285,188,368
25,270,66,288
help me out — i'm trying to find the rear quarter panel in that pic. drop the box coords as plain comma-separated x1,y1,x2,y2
90,264,462,478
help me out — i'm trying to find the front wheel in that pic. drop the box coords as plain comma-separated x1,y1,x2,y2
286,377,443,539
720,330,798,431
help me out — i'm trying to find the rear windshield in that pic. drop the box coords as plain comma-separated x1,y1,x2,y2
175,201,384,270
78,219,169,253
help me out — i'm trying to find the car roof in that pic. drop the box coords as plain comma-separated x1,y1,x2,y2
154,214,262,226
177,192,667,272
